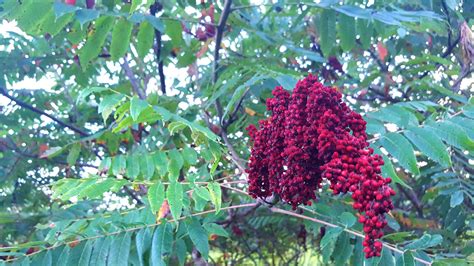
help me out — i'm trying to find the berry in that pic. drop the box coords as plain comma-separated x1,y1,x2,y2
246,74,394,258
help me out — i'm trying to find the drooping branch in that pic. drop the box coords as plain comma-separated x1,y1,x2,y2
150,1,166,94
4,202,258,263
212,0,233,84
0,87,89,137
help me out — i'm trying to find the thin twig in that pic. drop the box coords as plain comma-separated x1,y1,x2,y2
150,2,166,95
269,207,432,265
121,58,146,99
212,0,233,84
223,183,433,265
0,87,89,136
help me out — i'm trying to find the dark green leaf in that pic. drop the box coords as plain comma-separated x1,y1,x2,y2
379,133,419,175
167,181,183,220
78,16,114,66
339,14,356,51
148,182,165,215
110,18,133,61
404,127,451,167
318,9,337,56
186,217,209,260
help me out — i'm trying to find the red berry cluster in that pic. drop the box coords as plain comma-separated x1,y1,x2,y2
246,74,395,258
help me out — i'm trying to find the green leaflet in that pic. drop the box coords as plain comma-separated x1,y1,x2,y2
338,14,356,52
130,97,149,121
318,9,337,56
404,127,451,167
426,121,474,151
186,218,209,260
148,182,165,215
167,181,183,221
136,21,154,59
207,182,222,214
167,149,184,182
78,16,115,67
379,133,419,175
357,19,373,49
110,18,133,61
150,223,173,266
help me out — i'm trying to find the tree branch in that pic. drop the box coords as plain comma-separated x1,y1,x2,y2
212,0,233,84
397,184,424,218
0,87,89,136
150,1,166,95
121,58,146,99
270,207,432,265
4,202,258,262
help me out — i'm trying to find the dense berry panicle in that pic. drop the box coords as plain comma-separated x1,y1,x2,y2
246,74,395,258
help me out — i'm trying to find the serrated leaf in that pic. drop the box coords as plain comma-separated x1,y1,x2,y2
340,212,356,227
57,245,70,265
110,18,133,61
152,152,168,176
78,16,114,66
339,14,356,51
357,19,373,49
148,182,165,215
369,106,418,128
77,87,108,103
320,227,343,249
321,227,342,263
182,146,198,165
53,2,78,18
374,147,411,189
99,94,124,123
223,75,264,120
379,133,419,175
208,182,221,213
204,223,229,237
140,154,155,180
167,149,183,182
151,223,173,266
77,178,124,200
136,21,154,59
130,97,149,121
275,74,297,90
175,239,186,266
193,185,211,201
378,247,395,266
167,181,183,221
318,9,336,56
90,237,112,265
164,20,183,47
126,154,140,179
108,232,131,266
168,121,187,135
403,251,415,266
404,127,451,167
186,218,209,260
450,190,464,207
77,240,94,266
136,228,152,266
76,9,100,26
334,232,353,265
67,143,81,166
426,121,474,151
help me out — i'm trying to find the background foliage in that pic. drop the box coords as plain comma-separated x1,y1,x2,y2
0,0,473,265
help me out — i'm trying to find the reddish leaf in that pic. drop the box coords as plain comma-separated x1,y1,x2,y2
377,41,388,62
